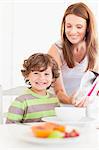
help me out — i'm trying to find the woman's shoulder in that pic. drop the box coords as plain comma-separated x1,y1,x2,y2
49,40,62,49
50,40,63,57
48,40,63,67
54,40,63,50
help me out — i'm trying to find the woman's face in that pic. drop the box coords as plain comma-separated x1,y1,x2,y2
65,14,87,44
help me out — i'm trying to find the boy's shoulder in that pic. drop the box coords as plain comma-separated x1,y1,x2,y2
47,91,57,98
15,89,58,102
15,88,36,102
15,94,34,102
48,92,54,96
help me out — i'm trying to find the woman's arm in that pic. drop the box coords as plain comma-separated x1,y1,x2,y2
48,45,72,104
54,75,72,104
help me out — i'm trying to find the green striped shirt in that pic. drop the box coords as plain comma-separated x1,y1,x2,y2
6,88,60,123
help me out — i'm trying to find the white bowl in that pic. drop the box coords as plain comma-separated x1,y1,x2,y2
55,106,86,122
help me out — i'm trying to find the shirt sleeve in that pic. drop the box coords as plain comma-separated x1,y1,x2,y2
6,98,26,123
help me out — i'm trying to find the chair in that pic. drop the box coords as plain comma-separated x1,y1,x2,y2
0,85,26,124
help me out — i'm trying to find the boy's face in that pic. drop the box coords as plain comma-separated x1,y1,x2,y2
27,66,53,91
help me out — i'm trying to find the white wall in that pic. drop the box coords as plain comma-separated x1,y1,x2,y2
13,2,65,87
0,0,99,89
0,0,65,88
0,2,14,88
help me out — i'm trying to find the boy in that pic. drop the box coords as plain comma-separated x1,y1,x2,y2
6,53,60,123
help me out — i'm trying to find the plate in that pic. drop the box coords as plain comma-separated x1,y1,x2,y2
42,116,97,126
19,125,80,144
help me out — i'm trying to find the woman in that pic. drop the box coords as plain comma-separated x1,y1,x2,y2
48,2,98,106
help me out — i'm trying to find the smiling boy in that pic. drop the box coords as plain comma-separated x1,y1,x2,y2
6,53,60,123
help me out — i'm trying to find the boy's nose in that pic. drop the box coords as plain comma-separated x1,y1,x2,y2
39,74,45,79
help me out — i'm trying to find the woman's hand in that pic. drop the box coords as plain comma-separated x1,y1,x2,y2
72,96,90,107
70,91,89,107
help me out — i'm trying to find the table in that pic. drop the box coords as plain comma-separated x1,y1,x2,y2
0,123,99,150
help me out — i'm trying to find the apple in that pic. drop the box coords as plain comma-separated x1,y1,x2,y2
48,130,64,138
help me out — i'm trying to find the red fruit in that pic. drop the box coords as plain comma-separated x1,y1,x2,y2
64,132,71,138
69,129,79,137
64,129,79,138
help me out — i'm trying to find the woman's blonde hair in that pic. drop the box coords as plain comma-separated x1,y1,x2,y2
61,2,98,70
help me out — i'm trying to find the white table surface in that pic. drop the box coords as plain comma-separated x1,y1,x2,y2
0,123,99,150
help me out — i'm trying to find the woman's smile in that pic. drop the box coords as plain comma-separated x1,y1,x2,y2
65,14,87,44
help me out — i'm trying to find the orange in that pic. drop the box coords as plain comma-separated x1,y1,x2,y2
31,125,53,138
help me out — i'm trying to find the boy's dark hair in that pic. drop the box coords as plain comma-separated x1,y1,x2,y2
21,53,60,82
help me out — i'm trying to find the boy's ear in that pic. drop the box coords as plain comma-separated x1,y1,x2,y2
51,79,56,87
25,78,29,83
25,78,31,87
46,81,55,90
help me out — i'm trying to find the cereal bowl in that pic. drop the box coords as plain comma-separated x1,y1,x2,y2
55,106,86,122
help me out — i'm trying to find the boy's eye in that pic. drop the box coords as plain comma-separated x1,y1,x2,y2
45,73,50,75
33,72,38,74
